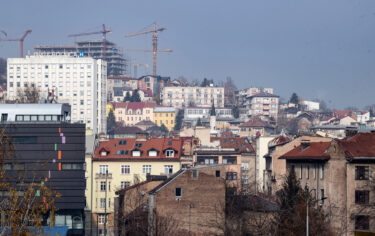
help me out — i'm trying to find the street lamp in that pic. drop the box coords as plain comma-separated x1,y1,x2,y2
306,189,327,236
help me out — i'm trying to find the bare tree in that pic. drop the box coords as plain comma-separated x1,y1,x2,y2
224,77,237,106
16,84,40,103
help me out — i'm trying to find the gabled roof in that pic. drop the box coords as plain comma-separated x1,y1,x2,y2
113,126,145,135
279,142,331,160
239,118,273,128
210,137,255,154
268,135,291,148
93,137,183,159
338,132,375,158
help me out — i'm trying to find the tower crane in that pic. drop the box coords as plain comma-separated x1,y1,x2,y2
68,24,111,60
0,30,32,58
125,22,172,76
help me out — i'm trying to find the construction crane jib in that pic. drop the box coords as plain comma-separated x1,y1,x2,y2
0,30,32,58
125,22,172,76
68,24,112,60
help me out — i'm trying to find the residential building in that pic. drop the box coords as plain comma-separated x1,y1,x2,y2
0,104,86,235
153,106,176,131
235,87,274,108
7,54,107,134
90,136,183,235
184,106,232,120
147,165,239,235
161,86,224,108
112,102,155,126
107,75,137,101
302,100,320,111
278,132,375,235
34,40,126,76
255,136,275,193
239,118,275,137
245,92,279,118
138,75,170,97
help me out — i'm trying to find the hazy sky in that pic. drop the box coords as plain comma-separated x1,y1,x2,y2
1,0,375,109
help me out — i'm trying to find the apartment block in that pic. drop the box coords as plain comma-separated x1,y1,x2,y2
161,86,224,108
153,106,176,131
90,136,183,235
7,55,107,134
246,92,279,118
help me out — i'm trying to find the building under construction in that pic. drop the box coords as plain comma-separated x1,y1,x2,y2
34,40,126,75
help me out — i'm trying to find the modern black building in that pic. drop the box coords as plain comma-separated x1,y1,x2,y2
0,104,86,235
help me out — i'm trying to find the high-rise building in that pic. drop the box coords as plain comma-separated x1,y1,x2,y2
7,54,107,134
34,40,127,76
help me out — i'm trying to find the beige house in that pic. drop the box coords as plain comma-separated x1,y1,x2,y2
112,102,155,126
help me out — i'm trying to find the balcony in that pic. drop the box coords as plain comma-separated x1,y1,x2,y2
95,173,112,179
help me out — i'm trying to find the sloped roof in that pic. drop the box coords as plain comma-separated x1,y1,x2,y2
268,135,291,147
113,126,144,134
279,142,331,160
333,110,355,119
112,102,156,110
239,118,273,128
94,137,183,159
338,132,375,158
210,137,255,154
136,120,155,126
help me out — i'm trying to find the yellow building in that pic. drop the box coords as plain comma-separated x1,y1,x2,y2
90,136,183,235
106,103,114,116
153,106,176,131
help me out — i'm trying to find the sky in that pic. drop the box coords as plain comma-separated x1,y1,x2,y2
1,0,375,109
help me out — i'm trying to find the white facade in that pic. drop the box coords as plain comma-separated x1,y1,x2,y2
303,100,320,111
7,55,107,134
161,86,224,108
256,136,275,193
185,107,232,120
247,93,279,118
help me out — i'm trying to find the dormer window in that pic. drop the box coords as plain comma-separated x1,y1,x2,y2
119,140,127,145
166,150,174,157
148,150,157,157
101,151,107,157
132,150,141,157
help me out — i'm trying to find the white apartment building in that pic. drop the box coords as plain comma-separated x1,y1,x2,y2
161,86,224,108
7,54,107,134
246,92,279,118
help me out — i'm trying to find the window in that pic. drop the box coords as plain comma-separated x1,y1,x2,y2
356,166,369,180
142,165,151,174
121,165,130,174
355,215,369,230
99,165,108,175
119,140,127,145
355,190,369,204
175,187,182,198
121,181,130,189
132,150,141,157
306,165,309,179
100,182,106,191
164,165,173,175
59,64,63,69
320,165,324,179
166,150,174,157
215,170,220,178
226,172,237,180
61,163,84,170
100,198,106,208
192,170,198,178
9,82,13,88
98,214,106,224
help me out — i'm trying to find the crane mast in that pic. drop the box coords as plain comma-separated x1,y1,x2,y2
125,22,171,76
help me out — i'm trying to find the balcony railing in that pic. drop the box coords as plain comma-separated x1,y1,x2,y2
95,173,112,179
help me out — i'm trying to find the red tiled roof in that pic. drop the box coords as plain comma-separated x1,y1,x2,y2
268,135,291,147
113,102,156,110
94,137,183,159
333,110,355,119
338,132,375,158
239,118,273,128
143,89,153,97
279,142,331,160
210,137,255,154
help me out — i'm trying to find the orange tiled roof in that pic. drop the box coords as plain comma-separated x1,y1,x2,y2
210,137,255,153
338,132,375,158
279,142,331,160
94,137,183,159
